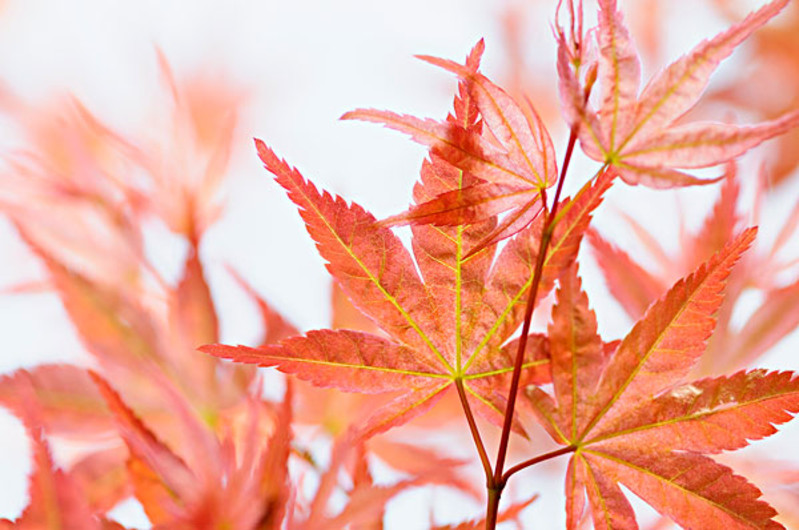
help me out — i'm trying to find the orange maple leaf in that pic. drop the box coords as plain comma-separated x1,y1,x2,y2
343,40,558,254
527,229,799,528
559,0,799,187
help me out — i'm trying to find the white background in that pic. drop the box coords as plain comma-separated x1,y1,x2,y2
1,0,797,528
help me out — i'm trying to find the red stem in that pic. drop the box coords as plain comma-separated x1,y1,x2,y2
502,444,578,483
485,127,578,528
455,379,494,482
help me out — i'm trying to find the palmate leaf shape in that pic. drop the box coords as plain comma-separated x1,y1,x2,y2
343,40,557,254
205,68,612,437
205,142,610,439
527,228,799,529
560,0,799,187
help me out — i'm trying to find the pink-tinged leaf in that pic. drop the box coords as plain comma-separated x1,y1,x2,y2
616,161,725,188
465,333,550,433
407,152,495,363
301,430,447,530
368,438,479,499
316,470,424,530
494,333,552,386
167,246,231,404
126,455,176,526
331,280,378,333
317,480,421,530
346,42,558,244
595,0,641,154
239,77,606,437
380,181,537,227
585,449,782,529
719,456,799,529
770,185,799,259
588,229,664,319
252,386,292,529
145,51,242,238
632,0,791,140
305,432,357,523
527,227,796,527
14,426,102,530
91,369,261,528
0,365,113,438
689,163,741,267
555,0,600,136
588,228,756,433
462,195,544,259
451,39,485,127
729,279,799,368
202,330,443,393
577,0,798,188
468,346,550,434
341,109,525,187
248,139,567,437
351,382,451,441
416,55,558,188
621,112,799,169
588,370,799,452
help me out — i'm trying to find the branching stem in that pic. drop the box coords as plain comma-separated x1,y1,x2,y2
502,445,578,484
485,126,578,529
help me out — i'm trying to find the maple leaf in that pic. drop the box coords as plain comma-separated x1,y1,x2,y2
204,132,613,439
138,51,245,240
706,1,799,186
343,40,558,253
233,266,482,502
527,229,799,528
560,0,799,187
0,376,119,530
588,164,742,321
589,164,799,374
90,371,293,529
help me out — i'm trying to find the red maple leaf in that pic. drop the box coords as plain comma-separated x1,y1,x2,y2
527,229,799,528
203,138,609,439
343,40,558,254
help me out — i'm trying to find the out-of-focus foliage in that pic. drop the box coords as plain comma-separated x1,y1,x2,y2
1,0,798,528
